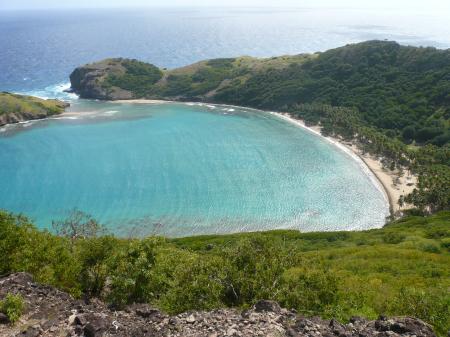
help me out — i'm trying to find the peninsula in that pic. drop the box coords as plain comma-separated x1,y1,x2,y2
0,92,68,126
69,40,450,215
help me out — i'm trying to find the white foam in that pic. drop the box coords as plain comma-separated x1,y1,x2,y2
104,110,119,115
21,82,78,101
52,116,79,120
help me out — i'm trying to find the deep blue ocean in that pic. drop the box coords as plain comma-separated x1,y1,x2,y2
0,7,447,236
1,7,449,96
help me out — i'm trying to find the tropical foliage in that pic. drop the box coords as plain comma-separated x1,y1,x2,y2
97,41,450,212
0,293,25,324
104,59,163,97
0,92,66,118
1,210,449,335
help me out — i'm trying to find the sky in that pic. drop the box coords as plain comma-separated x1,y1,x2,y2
2,0,450,10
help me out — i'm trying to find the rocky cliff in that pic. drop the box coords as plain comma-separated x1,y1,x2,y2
69,59,136,100
0,273,437,337
0,93,69,126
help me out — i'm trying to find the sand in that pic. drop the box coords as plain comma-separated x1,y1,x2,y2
270,112,417,214
114,99,170,104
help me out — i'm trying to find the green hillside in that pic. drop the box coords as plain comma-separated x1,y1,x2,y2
0,92,68,126
70,41,450,213
1,210,449,335
71,41,450,147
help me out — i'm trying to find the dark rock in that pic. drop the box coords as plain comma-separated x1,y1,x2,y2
18,326,41,337
0,273,439,337
253,300,281,313
378,315,388,321
74,314,87,326
0,312,9,324
8,272,34,285
83,323,97,337
74,325,83,335
391,317,436,336
69,59,135,100
128,303,160,318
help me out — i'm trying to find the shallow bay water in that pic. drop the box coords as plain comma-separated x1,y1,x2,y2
1,6,438,235
0,101,389,236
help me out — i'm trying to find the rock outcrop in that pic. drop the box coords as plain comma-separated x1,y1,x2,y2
0,273,437,337
69,59,135,100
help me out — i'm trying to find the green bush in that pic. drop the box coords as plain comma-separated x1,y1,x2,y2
388,287,450,337
0,293,25,324
441,238,450,251
107,238,162,308
279,268,339,314
421,242,441,253
382,232,406,244
1,210,449,335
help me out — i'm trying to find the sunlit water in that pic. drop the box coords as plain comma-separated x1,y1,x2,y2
1,6,439,235
0,101,389,236
1,7,449,98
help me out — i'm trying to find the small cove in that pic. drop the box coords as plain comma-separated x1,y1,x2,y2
0,100,389,237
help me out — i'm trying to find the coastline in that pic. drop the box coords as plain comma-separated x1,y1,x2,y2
3,97,417,216
110,99,415,215
269,111,417,215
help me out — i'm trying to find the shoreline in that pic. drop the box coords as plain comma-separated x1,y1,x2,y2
3,97,417,216
112,99,413,215
269,111,417,215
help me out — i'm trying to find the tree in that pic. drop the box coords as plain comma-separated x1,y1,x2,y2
52,209,106,240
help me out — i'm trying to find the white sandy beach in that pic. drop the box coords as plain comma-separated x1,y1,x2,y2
271,112,417,214
114,99,170,104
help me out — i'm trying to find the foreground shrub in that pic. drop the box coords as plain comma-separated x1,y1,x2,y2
0,293,25,324
279,268,339,314
107,238,162,308
1,210,449,335
388,287,450,337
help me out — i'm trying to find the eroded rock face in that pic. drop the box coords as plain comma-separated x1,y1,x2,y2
0,273,437,337
69,59,134,100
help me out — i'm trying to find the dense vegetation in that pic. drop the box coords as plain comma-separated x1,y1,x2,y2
78,41,449,212
287,103,450,213
103,59,163,98
105,41,450,148
1,210,449,335
0,92,67,125
212,42,450,147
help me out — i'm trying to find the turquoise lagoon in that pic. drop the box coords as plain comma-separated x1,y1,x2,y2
0,101,389,237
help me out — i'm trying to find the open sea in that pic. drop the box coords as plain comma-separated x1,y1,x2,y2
0,7,447,236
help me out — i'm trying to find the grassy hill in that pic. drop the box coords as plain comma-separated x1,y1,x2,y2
71,41,450,147
1,210,449,335
0,92,68,126
70,41,450,213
